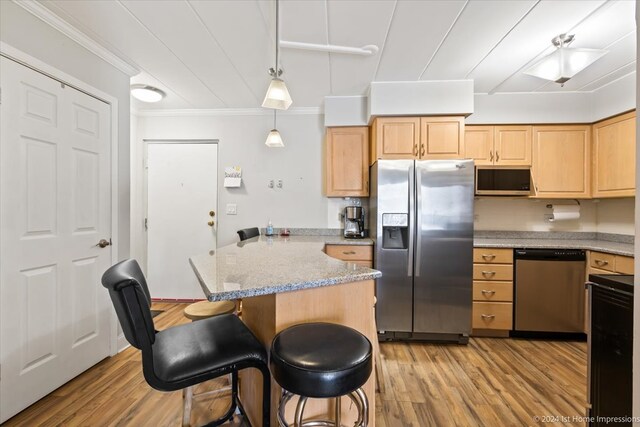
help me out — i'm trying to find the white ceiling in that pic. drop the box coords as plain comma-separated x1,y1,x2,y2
39,0,637,110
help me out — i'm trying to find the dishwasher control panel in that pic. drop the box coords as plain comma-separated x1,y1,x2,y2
514,248,585,261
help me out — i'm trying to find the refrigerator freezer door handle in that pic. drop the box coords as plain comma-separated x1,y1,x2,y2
407,163,415,277
414,165,421,277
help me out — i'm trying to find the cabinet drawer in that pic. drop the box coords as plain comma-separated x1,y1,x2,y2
590,252,615,272
473,264,513,281
472,302,513,330
473,248,513,264
615,256,634,274
325,245,373,261
473,281,513,302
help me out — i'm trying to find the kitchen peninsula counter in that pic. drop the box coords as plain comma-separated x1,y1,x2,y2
189,235,380,426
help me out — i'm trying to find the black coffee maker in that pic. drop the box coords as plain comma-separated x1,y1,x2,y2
344,206,365,238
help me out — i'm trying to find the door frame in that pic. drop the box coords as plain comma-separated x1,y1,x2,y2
0,42,121,356
142,139,219,277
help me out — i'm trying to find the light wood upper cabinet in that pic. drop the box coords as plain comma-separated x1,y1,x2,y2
494,126,532,166
532,125,591,198
371,116,464,163
371,117,420,163
592,111,636,198
464,126,494,165
325,127,369,197
420,116,464,159
465,125,532,166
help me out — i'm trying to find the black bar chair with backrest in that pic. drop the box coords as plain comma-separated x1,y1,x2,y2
101,259,270,427
237,227,260,241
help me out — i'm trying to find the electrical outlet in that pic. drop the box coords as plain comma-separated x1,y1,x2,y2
268,179,274,188
277,179,283,188
226,204,237,215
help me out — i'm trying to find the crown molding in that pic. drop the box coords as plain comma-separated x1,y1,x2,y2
13,0,140,77
136,107,323,117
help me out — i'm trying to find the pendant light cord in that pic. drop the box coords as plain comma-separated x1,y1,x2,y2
275,0,280,74
274,110,277,129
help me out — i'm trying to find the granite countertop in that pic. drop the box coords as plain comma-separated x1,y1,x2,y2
189,235,381,302
474,238,633,257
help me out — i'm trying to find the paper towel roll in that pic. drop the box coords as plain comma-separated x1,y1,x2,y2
549,211,580,221
551,205,580,214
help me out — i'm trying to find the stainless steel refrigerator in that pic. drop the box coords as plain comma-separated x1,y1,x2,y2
370,159,474,343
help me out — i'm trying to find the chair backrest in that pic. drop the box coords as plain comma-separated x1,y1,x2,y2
101,259,156,349
237,227,260,241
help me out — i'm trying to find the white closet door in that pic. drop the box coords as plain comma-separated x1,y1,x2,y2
0,57,112,423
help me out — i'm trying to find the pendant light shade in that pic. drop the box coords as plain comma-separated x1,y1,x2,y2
262,77,292,110
265,129,285,147
262,0,292,110
523,34,608,85
265,110,284,147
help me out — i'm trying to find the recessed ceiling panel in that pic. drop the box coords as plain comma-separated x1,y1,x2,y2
327,0,395,96
468,0,606,93
44,0,225,108
422,0,537,80
120,1,258,107
375,0,467,81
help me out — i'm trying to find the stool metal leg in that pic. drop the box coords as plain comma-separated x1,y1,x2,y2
354,388,369,427
294,396,308,427
334,396,341,427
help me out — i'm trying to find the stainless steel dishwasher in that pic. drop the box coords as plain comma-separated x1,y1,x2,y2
514,249,586,333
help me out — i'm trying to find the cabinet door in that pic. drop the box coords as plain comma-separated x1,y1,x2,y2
325,127,369,197
373,117,419,160
464,126,494,165
532,125,591,198
420,116,464,159
494,125,532,165
592,111,636,198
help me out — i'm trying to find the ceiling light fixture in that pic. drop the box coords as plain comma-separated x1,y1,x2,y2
523,34,608,86
130,84,166,103
265,110,284,148
262,0,292,110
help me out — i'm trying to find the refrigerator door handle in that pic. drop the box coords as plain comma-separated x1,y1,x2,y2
414,165,421,277
407,163,415,277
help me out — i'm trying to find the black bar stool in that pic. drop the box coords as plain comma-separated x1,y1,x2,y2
270,323,372,427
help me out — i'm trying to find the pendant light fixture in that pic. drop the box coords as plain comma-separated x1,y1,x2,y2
523,34,608,86
265,110,284,147
262,0,292,110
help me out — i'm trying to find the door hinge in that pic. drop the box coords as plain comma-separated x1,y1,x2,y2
144,218,148,231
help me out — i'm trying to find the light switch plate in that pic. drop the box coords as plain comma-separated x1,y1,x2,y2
226,204,237,215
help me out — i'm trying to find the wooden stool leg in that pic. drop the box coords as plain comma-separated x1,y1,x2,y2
182,386,194,427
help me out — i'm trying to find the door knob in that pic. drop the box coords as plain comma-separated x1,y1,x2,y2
96,239,111,248
208,220,215,227
209,210,215,217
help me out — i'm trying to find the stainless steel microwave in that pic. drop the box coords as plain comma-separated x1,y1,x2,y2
475,166,531,196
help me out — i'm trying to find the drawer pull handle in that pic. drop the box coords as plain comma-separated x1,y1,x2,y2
342,251,357,255
481,271,496,277
481,314,495,320
482,254,495,260
594,259,608,266
481,290,496,295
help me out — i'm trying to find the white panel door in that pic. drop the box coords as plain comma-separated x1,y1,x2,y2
0,57,112,423
147,142,218,299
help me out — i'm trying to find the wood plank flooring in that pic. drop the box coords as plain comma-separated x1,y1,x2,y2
3,303,587,427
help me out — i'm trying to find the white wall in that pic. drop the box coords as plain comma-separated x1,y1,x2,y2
0,1,131,258
133,111,329,248
595,198,635,236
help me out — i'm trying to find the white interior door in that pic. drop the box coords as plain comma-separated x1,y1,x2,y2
146,142,218,299
0,57,112,423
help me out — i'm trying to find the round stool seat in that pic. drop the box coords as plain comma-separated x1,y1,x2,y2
270,323,372,399
183,300,236,321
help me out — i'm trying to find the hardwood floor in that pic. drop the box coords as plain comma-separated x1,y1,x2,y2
3,303,587,427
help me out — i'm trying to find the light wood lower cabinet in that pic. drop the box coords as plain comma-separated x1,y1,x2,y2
325,244,373,267
472,248,513,336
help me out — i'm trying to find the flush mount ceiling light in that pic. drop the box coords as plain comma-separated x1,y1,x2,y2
523,34,608,86
130,84,166,103
265,110,284,147
262,0,292,110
